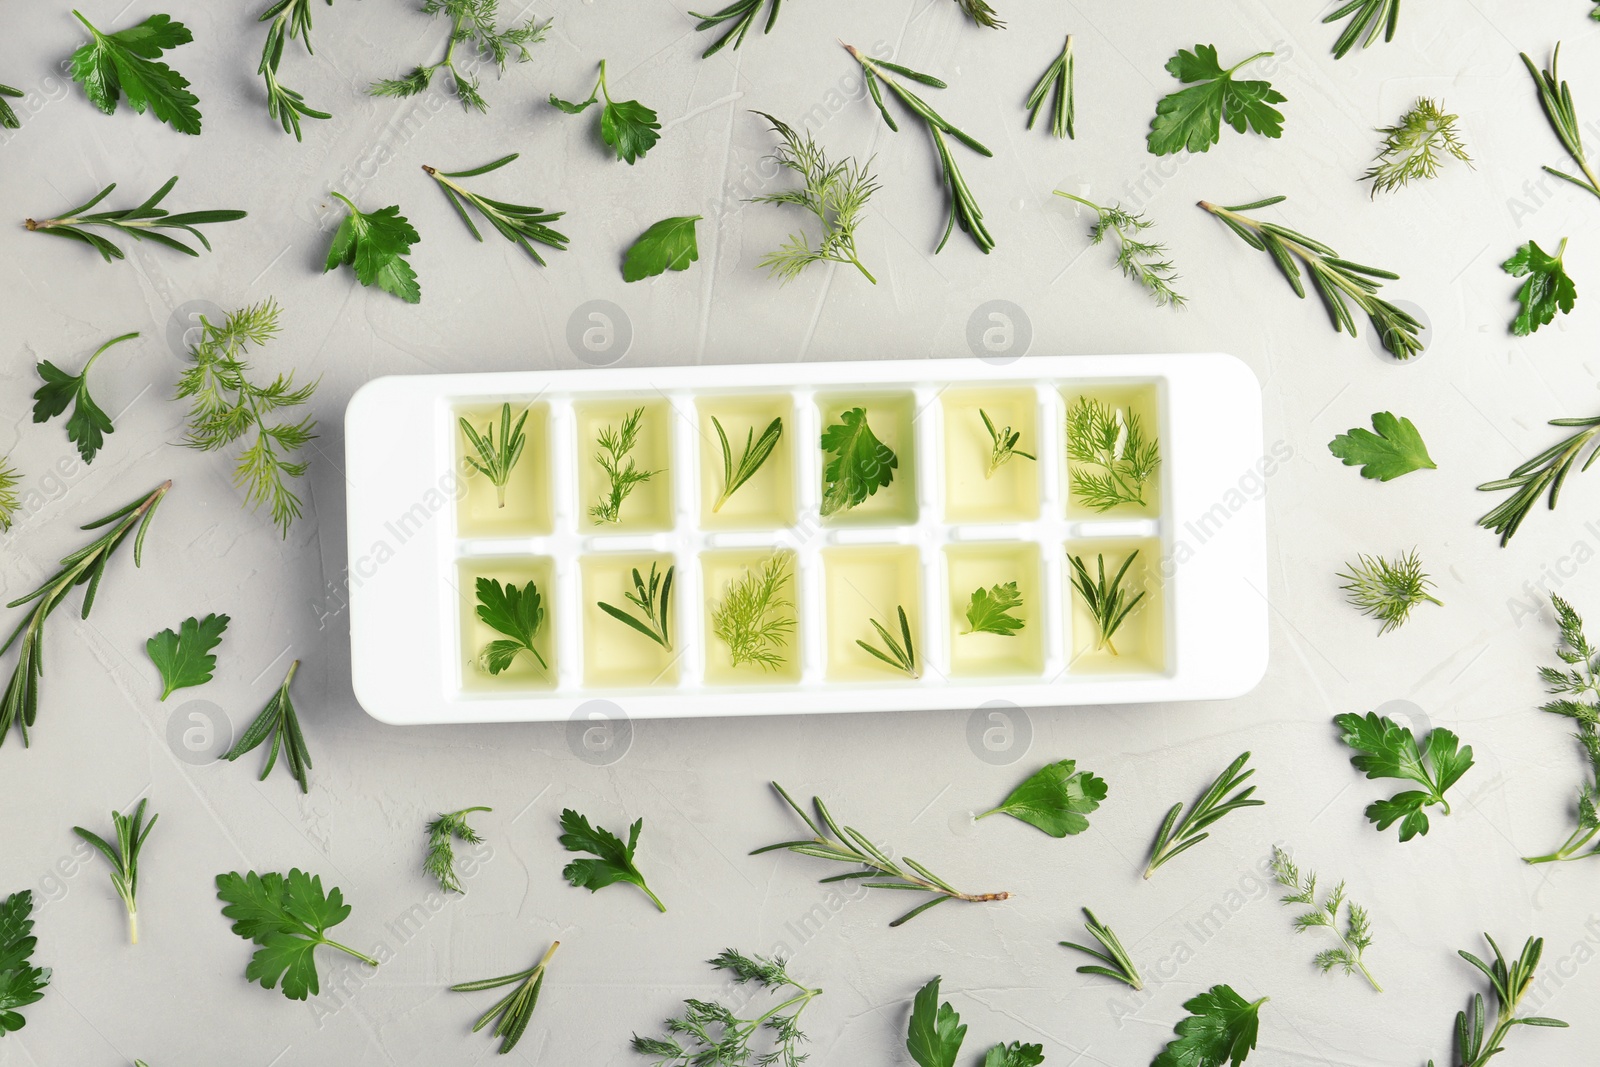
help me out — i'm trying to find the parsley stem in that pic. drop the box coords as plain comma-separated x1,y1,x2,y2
83,331,139,374
322,937,379,968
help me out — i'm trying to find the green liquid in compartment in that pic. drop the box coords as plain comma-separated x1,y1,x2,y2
456,555,557,692
702,548,802,686
941,388,1041,525
815,392,918,526
575,398,675,532
696,395,797,529
945,542,1045,677
1065,537,1166,674
581,553,680,688
1061,381,1163,520
454,401,553,537
822,545,922,681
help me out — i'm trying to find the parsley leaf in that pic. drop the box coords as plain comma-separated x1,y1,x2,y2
983,1043,1045,1067
324,192,421,303
819,407,898,516
550,60,661,164
145,612,229,700
1503,238,1576,336
1148,45,1285,156
964,583,1025,637
978,759,1106,837
1333,711,1474,841
906,976,966,1067
1328,412,1436,482
32,331,137,464
69,10,201,135
1154,985,1267,1067
0,890,50,1035
474,577,548,674
558,808,665,912
623,215,701,282
215,869,377,1001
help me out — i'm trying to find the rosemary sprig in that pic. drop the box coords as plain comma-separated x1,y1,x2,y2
1066,396,1160,509
1,481,170,748
1338,550,1441,635
981,409,1035,478
369,0,547,112
1426,936,1568,1067
590,407,659,525
257,0,333,140
952,0,1003,29
598,563,674,651
425,806,490,892
452,941,559,1055
857,606,917,678
1324,0,1401,60
711,555,795,670
1068,551,1147,655
1055,192,1183,306
1477,413,1600,545
752,782,1008,926
224,660,313,793
844,43,995,254
1200,195,1424,360
1270,847,1380,991
1025,35,1074,139
632,949,822,1067
713,415,783,511
1524,594,1600,864
1145,751,1263,878
460,403,527,508
72,798,157,945
1522,46,1600,204
749,112,879,284
0,458,19,532
0,84,21,129
690,0,783,58
1364,98,1472,196
423,154,569,266
24,177,246,262
1060,908,1143,990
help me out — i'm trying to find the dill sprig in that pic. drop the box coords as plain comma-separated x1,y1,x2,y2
1145,751,1263,878
423,154,569,266
1524,594,1600,864
1324,0,1401,60
1477,413,1600,545
1425,936,1568,1067
1066,396,1160,510
0,458,19,532
175,300,317,538
24,177,247,262
72,798,158,945
752,783,1008,926
452,941,558,1055
425,806,490,892
1025,35,1074,139
1522,46,1600,204
632,949,822,1067
712,415,783,512
590,407,659,525
1338,550,1441,635
2,481,170,749
1055,192,1183,306
1364,98,1472,196
1060,908,1143,990
1201,195,1424,360
257,0,333,140
711,555,795,670
690,0,783,58
598,563,674,651
1270,847,1380,992
460,402,527,508
951,0,1003,29
981,409,1035,478
369,0,547,112
857,606,917,678
1068,551,1147,655
224,660,314,793
749,112,879,284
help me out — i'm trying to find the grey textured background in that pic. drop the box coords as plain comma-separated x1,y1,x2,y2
2,1,1599,1065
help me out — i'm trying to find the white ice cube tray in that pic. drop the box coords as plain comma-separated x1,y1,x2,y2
345,355,1267,725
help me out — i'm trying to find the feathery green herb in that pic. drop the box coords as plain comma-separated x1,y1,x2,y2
1522,46,1600,204
1329,412,1435,482
1269,847,1379,991
624,216,700,281
981,410,1035,477
690,0,784,58
24,177,246,262
1333,710,1473,841
1325,0,1401,59
559,808,665,912
750,111,880,284
1026,35,1074,139
550,60,661,165
963,583,1025,637
1338,550,1441,634
1061,908,1143,989
460,403,527,508
1503,238,1576,336
1524,594,1600,864
1147,45,1284,156
858,606,918,678
424,154,569,266
753,783,1008,927
257,0,332,140
590,407,659,524
225,660,313,793
631,949,821,1067
146,613,229,700
32,331,137,464
369,0,546,111
1054,192,1183,306
1145,751,1263,878
711,554,795,670
1201,195,1424,359
425,806,490,893
1426,935,1568,1067
73,799,157,945
2,481,170,748
598,563,673,651
216,868,377,1001
69,10,200,134
1069,551,1147,655
474,578,548,674
906,976,966,1067
1066,396,1160,510
1477,412,1600,545
0,85,22,129
1154,985,1267,1067
951,0,1003,29
0,890,50,1035
324,193,421,303
979,759,1106,837
1364,98,1471,195
452,941,558,1055
0,460,18,533
820,407,898,516
712,415,783,512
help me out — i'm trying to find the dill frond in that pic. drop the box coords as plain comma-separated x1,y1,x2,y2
749,112,879,284
1066,397,1160,511
369,0,548,112
1056,192,1183,306
1337,549,1442,635
1364,98,1472,196
0,457,20,531
589,407,659,525
711,555,795,670
425,806,490,893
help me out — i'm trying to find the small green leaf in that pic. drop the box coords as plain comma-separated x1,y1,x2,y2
69,11,201,135
1148,45,1285,156
983,1042,1045,1067
819,407,897,516
1153,984,1267,1067
602,97,661,164
906,976,966,1067
1503,238,1576,336
324,193,421,304
1329,412,1436,482
979,759,1106,837
474,578,547,673
963,583,1025,637
557,809,665,911
215,868,374,1002
146,612,229,700
623,216,701,282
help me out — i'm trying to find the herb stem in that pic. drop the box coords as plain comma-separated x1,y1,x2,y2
322,937,379,968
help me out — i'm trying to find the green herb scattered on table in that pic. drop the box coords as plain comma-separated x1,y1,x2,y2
1333,710,1473,841
0,890,50,1034
1477,412,1600,545
550,60,661,165
1147,45,1284,156
72,799,157,945
1053,193,1183,306
32,331,137,464
749,111,880,284
951,0,1003,29
176,300,317,537
425,806,490,893
146,613,229,700
963,582,1025,637
224,660,314,793
590,407,659,524
1,481,170,749
1524,594,1600,864
623,216,701,282
1145,751,1263,878
980,409,1035,477
906,976,966,1067
369,0,546,112
981,1042,1044,1067
1503,238,1576,336
978,758,1106,837
257,0,333,140
324,193,421,303
820,407,898,517
216,868,377,1001
1364,98,1472,196
1329,412,1435,482
1522,46,1600,204
1026,35,1074,139
474,577,548,674
1153,985,1267,1067
0,84,21,129
844,44,995,254
452,941,558,1055
1201,195,1424,360
1069,551,1146,655
1269,846,1379,991
598,563,673,651
559,808,665,912
712,415,783,512
24,177,246,262
424,154,569,266
711,554,794,670
632,949,821,1067
752,782,1008,926
1338,550,1441,634
0,461,19,532
690,0,784,58
1060,907,1143,989
1066,396,1159,510
460,403,527,508
1425,935,1568,1067
1325,0,1401,59
69,10,200,135
858,606,918,678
